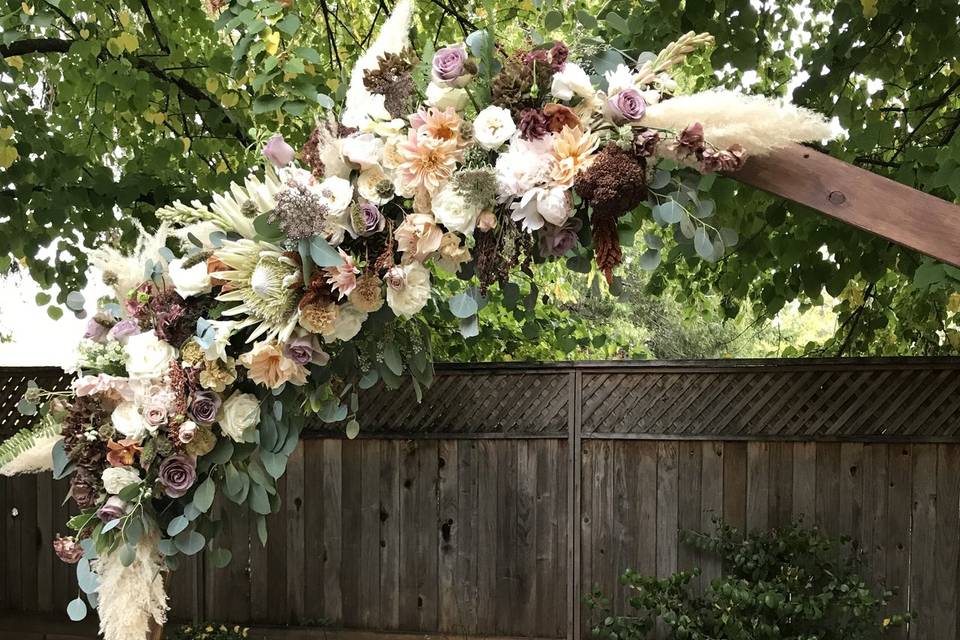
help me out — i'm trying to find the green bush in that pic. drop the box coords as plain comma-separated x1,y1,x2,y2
586,523,910,640
168,623,249,640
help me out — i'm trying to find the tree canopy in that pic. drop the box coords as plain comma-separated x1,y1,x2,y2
2,0,959,357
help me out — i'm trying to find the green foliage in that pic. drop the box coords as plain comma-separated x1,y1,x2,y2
168,622,250,640
2,0,960,356
587,523,910,640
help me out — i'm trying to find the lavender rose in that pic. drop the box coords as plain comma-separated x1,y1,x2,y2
284,335,324,366
539,218,583,257
83,317,110,343
53,535,84,564
143,404,168,429
359,203,386,236
432,45,468,83
607,88,647,124
107,318,140,343
262,133,295,168
189,390,221,426
97,496,127,523
158,454,197,498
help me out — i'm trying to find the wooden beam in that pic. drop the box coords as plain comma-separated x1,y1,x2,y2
729,143,960,267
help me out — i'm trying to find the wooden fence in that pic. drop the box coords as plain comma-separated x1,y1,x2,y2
1,359,960,640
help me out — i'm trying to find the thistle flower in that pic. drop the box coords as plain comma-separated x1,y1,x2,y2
213,239,302,343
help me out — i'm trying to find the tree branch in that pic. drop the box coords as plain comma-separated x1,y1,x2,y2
139,0,170,54
0,37,71,57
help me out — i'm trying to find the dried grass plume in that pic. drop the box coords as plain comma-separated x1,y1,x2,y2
643,89,833,155
96,535,168,640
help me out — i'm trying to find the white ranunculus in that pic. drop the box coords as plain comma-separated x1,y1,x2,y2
315,176,354,215
124,330,176,380
473,106,517,150
425,81,470,111
385,262,432,318
494,138,554,200
322,302,368,342
217,392,260,443
341,133,384,169
102,466,141,495
431,183,481,235
168,258,212,299
111,401,150,441
551,63,595,101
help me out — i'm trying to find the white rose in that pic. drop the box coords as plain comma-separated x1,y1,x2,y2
425,82,470,111
473,106,516,150
357,165,394,205
386,262,432,318
432,183,481,235
111,401,150,441
102,466,141,495
315,176,354,215
341,133,384,169
323,302,368,342
124,330,177,379
218,392,261,442
168,258,212,299
551,63,595,101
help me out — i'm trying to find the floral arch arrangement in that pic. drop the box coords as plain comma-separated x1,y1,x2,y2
1,1,832,638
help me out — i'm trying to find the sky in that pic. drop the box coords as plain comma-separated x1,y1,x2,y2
0,270,108,367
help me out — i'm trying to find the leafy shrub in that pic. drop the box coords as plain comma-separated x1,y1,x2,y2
587,523,910,640
168,623,249,640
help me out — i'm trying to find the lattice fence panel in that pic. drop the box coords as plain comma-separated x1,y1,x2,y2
0,367,72,437
313,370,572,435
580,365,960,437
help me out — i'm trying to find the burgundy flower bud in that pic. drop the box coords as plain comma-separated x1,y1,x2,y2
53,535,84,564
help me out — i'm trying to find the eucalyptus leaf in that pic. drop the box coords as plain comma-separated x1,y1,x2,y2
174,530,206,556
193,477,216,513
449,292,478,319
67,597,88,621
639,249,661,271
383,343,404,376
345,419,360,440
459,314,480,338
167,515,189,537
308,234,342,266
694,227,714,260
249,484,272,515
119,543,136,567
359,369,379,390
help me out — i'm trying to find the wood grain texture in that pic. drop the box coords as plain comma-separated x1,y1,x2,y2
730,143,960,267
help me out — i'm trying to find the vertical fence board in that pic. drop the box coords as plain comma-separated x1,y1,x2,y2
887,445,912,640
935,445,960,640
416,441,439,632
286,441,306,624
359,440,381,628
341,441,362,628
35,473,52,613
321,439,343,624
860,443,889,588
495,440,518,635
437,440,458,633
768,442,793,529
722,441,747,532
379,439,401,630
910,445,937,640
792,441,817,524
476,439,498,635
6,475,23,611
655,442,678,579
455,440,479,634
746,442,769,532
303,438,325,623
535,439,560,635
677,441,702,580
699,442,723,589
516,440,537,636
839,443,864,539
815,443,841,536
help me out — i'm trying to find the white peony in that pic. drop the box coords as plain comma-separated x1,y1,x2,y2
322,302,368,342
167,258,212,299
510,186,572,231
315,176,354,215
124,330,176,380
551,63,595,101
385,263,432,318
341,133,384,169
431,183,481,235
111,402,151,441
426,82,470,112
495,137,554,200
473,106,517,150
102,466,141,495
218,392,260,443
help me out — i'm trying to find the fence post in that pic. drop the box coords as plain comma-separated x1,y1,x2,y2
568,370,583,640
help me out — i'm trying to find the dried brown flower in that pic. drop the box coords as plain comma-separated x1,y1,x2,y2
518,108,550,140
543,103,580,133
574,144,648,219
591,212,622,286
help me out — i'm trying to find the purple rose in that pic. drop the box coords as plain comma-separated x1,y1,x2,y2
284,335,325,366
607,89,647,124
432,45,467,82
262,133,295,168
360,203,385,236
108,318,140,343
97,496,128,523
83,318,110,343
539,218,583,257
158,454,197,498
189,390,221,426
